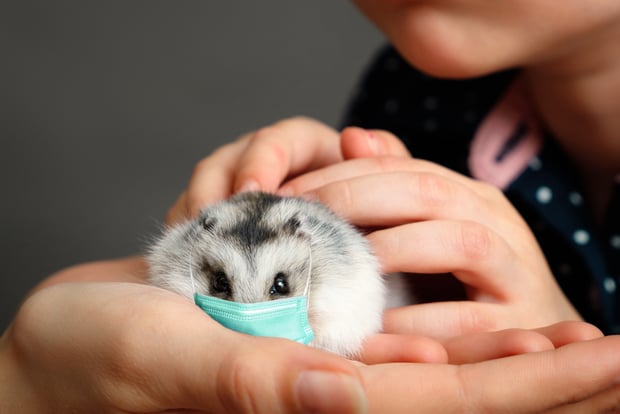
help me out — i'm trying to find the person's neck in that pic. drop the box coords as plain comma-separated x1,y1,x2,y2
522,23,620,223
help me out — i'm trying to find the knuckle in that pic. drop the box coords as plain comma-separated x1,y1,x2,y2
457,303,497,333
248,127,288,166
409,172,454,209
321,180,355,216
455,221,493,262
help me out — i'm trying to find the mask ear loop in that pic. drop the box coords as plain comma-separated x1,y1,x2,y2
303,241,313,301
188,246,197,297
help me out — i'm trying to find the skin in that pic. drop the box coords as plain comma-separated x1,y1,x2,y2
160,120,620,411
4,1,620,412
351,0,620,77
352,0,620,218
2,137,619,413
172,121,581,334
1,259,617,414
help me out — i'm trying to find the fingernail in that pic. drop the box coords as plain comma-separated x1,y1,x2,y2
365,130,380,154
295,371,367,414
236,180,260,194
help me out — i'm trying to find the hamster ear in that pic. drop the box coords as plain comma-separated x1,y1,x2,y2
283,215,310,241
200,215,217,232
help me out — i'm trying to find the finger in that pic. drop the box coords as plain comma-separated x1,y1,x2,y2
304,171,528,248
382,300,506,337
358,333,448,364
368,221,519,300
340,126,411,159
280,155,491,199
543,384,620,414
381,302,595,341
533,321,603,348
442,328,555,364
111,286,368,414
186,140,248,216
457,337,620,413
23,283,368,414
233,117,342,195
360,336,620,413
189,336,368,414
303,171,493,229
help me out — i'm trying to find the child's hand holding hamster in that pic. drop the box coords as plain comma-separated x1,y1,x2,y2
136,119,620,412
168,119,581,339
3,278,615,413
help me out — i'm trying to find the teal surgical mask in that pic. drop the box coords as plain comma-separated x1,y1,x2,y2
188,250,315,345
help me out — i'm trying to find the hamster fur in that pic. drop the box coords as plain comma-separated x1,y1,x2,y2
147,191,410,357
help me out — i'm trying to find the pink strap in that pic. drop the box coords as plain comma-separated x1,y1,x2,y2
469,78,543,189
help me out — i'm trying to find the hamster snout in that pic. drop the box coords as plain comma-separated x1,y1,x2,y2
147,191,406,357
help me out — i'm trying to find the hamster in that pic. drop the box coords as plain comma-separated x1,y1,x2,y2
147,191,410,357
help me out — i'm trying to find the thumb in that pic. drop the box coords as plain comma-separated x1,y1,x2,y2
117,289,369,413
10,281,367,414
184,334,368,414
340,126,411,159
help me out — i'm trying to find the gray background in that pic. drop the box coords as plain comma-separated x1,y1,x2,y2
1,2,385,329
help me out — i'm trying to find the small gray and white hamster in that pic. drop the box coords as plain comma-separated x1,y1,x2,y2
147,191,410,357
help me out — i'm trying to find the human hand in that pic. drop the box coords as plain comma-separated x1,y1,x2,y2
3,261,617,413
360,332,620,414
0,278,369,414
361,320,601,365
280,152,581,335
362,321,620,413
166,117,409,224
167,117,579,332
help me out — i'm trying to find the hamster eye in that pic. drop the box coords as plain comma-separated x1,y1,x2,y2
212,271,231,294
270,272,290,296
